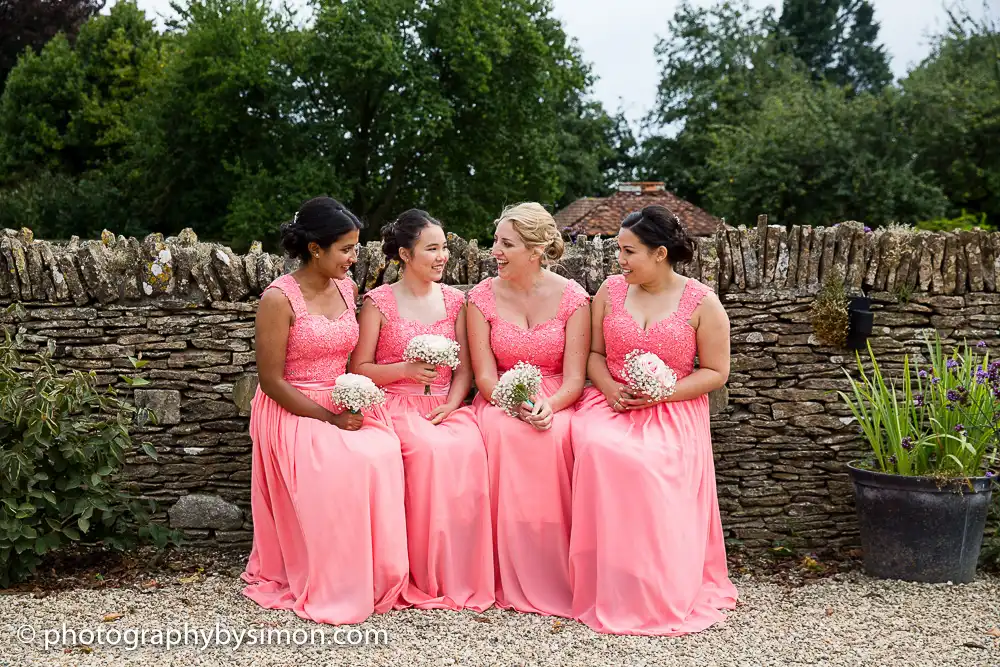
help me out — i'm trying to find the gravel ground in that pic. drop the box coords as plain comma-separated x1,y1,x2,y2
2,570,999,667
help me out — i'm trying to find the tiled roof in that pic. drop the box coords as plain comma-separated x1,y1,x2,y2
559,186,722,237
552,197,605,229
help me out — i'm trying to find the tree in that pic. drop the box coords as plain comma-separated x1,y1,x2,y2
776,0,893,92
292,0,609,241
642,1,797,204
901,8,1000,226
128,0,305,246
0,2,161,238
0,0,104,92
703,79,949,226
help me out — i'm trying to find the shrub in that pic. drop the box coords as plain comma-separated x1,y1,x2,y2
0,307,180,586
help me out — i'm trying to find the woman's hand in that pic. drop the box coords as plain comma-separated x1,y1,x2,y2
328,410,363,431
426,401,461,425
519,395,554,431
605,383,658,412
402,361,439,385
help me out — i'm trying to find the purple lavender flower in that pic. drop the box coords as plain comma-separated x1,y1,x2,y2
947,389,961,402
932,377,941,385
947,359,959,370
955,424,965,433
978,341,987,348
864,226,873,233
913,394,924,407
888,455,897,465
987,471,995,478
901,437,914,450
918,369,928,379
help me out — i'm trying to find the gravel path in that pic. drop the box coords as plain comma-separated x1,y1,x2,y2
2,571,999,666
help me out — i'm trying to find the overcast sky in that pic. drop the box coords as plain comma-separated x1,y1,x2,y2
131,0,985,126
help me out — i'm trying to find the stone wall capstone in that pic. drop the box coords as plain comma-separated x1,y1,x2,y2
1,220,997,553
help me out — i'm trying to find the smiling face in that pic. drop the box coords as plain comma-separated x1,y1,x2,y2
309,228,359,280
492,219,537,277
400,223,449,282
616,227,667,284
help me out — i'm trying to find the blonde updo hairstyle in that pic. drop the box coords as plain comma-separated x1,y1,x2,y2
495,202,565,264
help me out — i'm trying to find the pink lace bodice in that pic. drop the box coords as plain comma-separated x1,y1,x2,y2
467,277,589,376
603,274,712,384
263,273,358,383
364,283,466,389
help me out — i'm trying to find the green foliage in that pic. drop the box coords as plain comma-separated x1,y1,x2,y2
901,13,1000,228
915,210,991,232
643,0,795,202
703,81,950,226
0,0,102,93
775,0,892,92
0,310,181,587
839,334,1000,478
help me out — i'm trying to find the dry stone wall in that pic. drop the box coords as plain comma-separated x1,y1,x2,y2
1,219,997,553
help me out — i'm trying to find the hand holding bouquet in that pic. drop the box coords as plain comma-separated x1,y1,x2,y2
404,334,461,395
622,350,677,403
330,373,386,414
491,361,543,418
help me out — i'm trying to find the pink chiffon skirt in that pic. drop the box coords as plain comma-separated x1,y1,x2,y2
384,384,494,612
472,375,574,617
569,386,738,635
241,380,408,624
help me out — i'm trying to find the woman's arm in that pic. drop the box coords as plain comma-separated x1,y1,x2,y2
467,302,499,402
547,301,591,412
255,290,340,424
583,283,625,403
446,304,474,405
665,293,730,402
425,304,475,424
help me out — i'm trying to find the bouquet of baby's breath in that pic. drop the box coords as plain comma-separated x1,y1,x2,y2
491,361,543,418
622,350,677,401
330,373,385,414
404,334,461,395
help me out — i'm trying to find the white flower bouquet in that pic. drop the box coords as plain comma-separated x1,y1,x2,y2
622,350,677,401
330,373,386,414
491,361,543,418
404,333,461,395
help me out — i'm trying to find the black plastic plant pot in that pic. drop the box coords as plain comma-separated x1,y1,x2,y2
847,462,994,583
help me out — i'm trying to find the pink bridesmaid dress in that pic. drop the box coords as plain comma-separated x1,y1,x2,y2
468,277,589,617
241,274,408,624
570,274,738,635
363,284,494,612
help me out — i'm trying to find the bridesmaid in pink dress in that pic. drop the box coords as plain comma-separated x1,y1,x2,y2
570,205,738,635
350,209,493,612
241,197,408,624
466,202,591,617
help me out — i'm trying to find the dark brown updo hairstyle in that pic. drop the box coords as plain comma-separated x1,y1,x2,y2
380,209,443,262
620,205,695,265
279,196,363,263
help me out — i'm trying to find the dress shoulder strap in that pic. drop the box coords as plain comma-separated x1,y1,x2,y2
557,279,590,322
467,278,495,322
605,274,629,314
264,274,308,319
676,278,712,322
335,277,358,314
441,284,467,319
363,284,397,321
